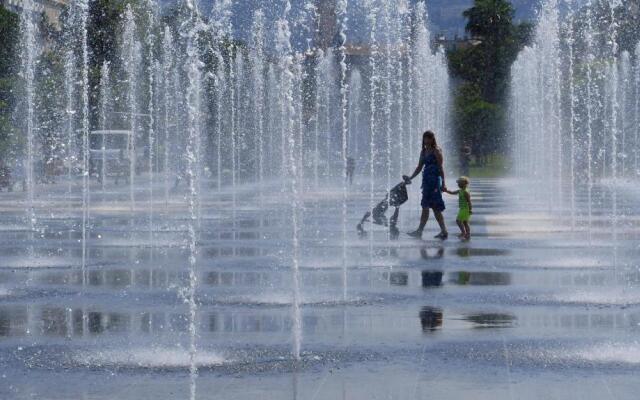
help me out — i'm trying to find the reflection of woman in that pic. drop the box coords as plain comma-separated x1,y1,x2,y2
404,131,448,239
420,246,445,260
419,306,443,332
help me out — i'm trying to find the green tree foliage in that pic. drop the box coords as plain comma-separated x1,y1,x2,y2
0,5,19,159
448,0,532,160
453,83,503,161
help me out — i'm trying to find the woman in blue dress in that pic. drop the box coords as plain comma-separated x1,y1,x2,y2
403,131,449,239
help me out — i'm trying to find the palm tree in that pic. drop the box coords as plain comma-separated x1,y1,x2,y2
463,0,515,44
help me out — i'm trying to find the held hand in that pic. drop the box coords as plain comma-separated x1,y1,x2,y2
402,175,412,184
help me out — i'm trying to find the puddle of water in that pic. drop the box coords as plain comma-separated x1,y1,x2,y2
449,271,512,286
462,313,516,328
72,347,226,369
453,248,511,257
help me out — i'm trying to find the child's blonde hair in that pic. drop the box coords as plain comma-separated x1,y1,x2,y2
456,176,470,186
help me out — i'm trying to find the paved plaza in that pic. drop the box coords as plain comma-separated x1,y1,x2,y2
0,178,638,399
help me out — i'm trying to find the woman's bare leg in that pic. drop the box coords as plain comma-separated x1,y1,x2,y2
433,210,448,237
418,207,430,231
409,208,430,238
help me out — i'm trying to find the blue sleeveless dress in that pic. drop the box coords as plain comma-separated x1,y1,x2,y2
421,151,446,212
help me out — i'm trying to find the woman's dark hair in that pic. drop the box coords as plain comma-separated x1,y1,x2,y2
422,131,437,151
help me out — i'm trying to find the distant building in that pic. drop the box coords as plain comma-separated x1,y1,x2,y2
1,0,68,28
434,35,481,52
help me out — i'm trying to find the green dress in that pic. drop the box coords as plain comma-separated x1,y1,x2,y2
457,189,471,222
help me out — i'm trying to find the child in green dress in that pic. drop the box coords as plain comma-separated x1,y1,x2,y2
444,177,472,240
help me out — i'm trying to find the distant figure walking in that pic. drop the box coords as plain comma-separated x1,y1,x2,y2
346,157,355,185
444,176,473,240
404,131,449,240
0,160,11,191
114,149,130,185
460,144,471,176
13,158,26,192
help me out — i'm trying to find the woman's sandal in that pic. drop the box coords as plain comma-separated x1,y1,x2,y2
434,232,448,240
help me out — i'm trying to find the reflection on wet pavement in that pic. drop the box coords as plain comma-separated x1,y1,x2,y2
450,271,512,286
462,313,516,328
0,179,639,400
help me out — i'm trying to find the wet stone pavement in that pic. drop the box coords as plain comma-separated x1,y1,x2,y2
0,178,639,399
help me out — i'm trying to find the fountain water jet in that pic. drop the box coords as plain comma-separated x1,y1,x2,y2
337,0,349,301
181,0,204,395
276,0,302,360
64,50,76,199
11,0,452,368
18,0,37,235
161,27,174,204
144,0,157,248
123,6,140,209
79,0,90,273
99,62,111,192
511,0,640,242
250,10,266,203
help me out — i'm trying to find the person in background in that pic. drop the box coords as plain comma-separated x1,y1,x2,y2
346,156,355,185
0,160,11,191
114,149,130,185
13,158,26,192
460,144,471,176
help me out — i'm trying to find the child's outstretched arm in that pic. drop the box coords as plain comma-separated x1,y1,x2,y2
444,189,459,195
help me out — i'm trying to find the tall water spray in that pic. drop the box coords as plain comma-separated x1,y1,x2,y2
161,27,175,203
511,0,640,236
79,0,90,272
276,0,302,360
365,0,379,252
18,0,38,234
99,62,111,192
211,0,235,204
64,50,76,198
13,0,452,365
337,0,349,301
636,42,640,175
250,10,266,202
144,0,157,246
348,69,362,159
181,0,204,394
123,6,140,209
